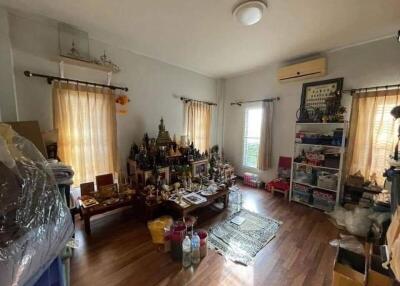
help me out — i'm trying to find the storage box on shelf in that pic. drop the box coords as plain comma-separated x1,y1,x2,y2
289,122,347,210
292,183,312,204
317,172,338,190
313,190,335,212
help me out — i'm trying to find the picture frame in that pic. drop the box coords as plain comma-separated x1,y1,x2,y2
58,23,90,62
298,78,344,122
190,159,209,178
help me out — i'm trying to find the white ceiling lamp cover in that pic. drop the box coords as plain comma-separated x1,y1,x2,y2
233,1,267,26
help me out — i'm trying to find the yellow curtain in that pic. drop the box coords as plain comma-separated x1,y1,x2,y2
258,101,274,170
346,88,400,185
53,82,118,185
185,101,212,153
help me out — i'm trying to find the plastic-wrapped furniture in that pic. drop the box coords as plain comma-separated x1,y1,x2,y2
0,123,74,286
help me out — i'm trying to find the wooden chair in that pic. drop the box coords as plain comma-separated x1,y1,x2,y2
95,173,114,190
80,182,95,197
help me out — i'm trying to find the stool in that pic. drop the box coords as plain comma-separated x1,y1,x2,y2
271,187,289,200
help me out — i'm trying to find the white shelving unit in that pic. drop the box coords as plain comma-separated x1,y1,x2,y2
289,122,348,211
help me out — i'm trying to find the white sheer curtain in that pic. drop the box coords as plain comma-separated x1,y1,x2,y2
346,88,400,185
184,101,212,153
53,82,119,185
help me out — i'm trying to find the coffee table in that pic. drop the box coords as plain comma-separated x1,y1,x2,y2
167,187,230,217
79,197,135,235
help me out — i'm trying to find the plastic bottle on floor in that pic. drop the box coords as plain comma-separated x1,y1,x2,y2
182,236,191,268
191,232,200,265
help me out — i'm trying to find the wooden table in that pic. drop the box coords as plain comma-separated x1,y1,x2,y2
79,197,135,235
167,188,230,217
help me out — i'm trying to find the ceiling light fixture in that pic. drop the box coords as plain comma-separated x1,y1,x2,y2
233,1,267,26
397,30,400,43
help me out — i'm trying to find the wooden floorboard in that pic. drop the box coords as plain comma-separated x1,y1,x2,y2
70,184,339,286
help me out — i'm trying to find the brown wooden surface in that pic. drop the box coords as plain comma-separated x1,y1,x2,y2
71,184,339,286
79,197,135,234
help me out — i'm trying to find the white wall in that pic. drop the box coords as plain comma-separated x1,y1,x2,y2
0,8,18,121
223,38,400,182
7,11,217,172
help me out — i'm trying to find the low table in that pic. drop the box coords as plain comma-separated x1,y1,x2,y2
79,197,135,235
167,187,230,217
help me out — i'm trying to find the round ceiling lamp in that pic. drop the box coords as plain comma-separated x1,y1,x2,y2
233,1,267,26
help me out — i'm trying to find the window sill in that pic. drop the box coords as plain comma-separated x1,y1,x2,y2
241,165,260,172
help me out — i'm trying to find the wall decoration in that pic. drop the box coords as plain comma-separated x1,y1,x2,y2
58,23,90,62
298,78,344,122
115,94,130,114
92,51,121,73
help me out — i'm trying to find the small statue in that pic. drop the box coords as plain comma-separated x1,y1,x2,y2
143,133,150,149
130,143,139,159
156,117,172,146
188,173,192,191
169,145,176,157
174,182,180,193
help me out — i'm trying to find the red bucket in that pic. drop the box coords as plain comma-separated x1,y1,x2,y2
197,229,208,258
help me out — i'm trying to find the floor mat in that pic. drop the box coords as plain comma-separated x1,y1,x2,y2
208,208,282,265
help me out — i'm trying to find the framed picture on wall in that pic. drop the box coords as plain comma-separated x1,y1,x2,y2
298,78,344,122
58,23,90,61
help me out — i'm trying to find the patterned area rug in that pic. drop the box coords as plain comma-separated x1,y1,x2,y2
208,209,282,265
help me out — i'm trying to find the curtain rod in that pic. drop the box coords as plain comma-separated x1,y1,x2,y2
179,96,217,106
342,83,400,95
24,71,129,92
230,97,280,106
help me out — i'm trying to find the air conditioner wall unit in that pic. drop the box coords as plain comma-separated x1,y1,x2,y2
277,57,326,82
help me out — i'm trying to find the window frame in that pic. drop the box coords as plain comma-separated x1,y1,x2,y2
242,105,263,170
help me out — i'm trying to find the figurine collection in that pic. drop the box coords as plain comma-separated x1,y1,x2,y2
128,118,235,207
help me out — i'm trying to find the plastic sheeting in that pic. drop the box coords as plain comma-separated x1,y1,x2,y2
0,123,73,286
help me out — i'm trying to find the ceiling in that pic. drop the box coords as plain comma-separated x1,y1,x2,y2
1,0,400,78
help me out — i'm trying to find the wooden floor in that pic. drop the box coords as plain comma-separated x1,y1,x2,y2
70,185,339,286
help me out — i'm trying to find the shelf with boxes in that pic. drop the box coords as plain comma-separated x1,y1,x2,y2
289,122,347,211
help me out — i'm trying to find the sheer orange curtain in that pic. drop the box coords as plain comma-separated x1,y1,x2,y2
185,101,212,153
258,101,274,170
53,82,118,185
346,88,400,185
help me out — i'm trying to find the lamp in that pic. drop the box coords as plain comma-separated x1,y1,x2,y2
233,1,267,26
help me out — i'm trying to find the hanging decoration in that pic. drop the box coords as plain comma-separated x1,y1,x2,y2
115,91,130,115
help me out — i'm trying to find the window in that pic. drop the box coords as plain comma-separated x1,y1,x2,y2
185,101,212,153
369,102,400,184
53,82,118,185
243,107,262,168
347,89,400,186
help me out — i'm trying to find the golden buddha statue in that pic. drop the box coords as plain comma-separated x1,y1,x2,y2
156,117,172,146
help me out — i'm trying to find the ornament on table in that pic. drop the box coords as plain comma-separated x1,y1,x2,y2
174,182,180,193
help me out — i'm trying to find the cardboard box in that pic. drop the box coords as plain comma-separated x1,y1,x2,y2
367,248,394,286
333,247,366,286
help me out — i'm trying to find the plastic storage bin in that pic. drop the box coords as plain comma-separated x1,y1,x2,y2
243,172,262,188
313,196,335,211
292,189,312,204
34,257,65,286
317,173,338,190
294,171,313,184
